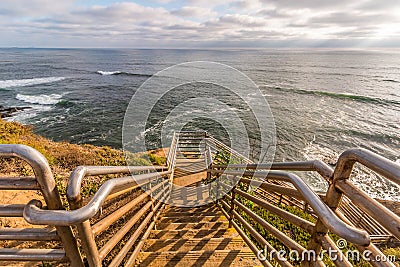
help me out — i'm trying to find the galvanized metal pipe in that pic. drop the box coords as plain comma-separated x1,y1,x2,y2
0,144,84,267
214,160,334,182
233,188,315,233
0,177,40,190
239,177,305,200
334,148,400,186
0,204,25,217
92,180,166,235
24,171,170,225
92,192,149,235
230,197,307,253
336,180,400,240
0,228,59,241
98,201,152,259
0,248,67,262
317,235,352,267
77,220,101,267
125,201,166,266
67,165,167,206
218,169,370,246
108,195,166,267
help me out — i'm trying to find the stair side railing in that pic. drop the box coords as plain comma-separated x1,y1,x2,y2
212,148,400,267
206,136,254,165
0,144,84,266
24,165,171,267
312,148,400,267
167,131,179,181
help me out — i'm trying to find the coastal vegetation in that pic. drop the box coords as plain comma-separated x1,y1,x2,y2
0,118,166,199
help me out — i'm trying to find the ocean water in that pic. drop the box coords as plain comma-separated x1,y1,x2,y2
0,48,399,199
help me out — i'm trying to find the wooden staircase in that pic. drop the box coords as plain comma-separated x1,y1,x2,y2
136,204,262,266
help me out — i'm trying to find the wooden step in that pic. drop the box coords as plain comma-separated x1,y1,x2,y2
156,221,228,230
149,228,238,239
136,249,261,267
159,215,227,224
143,237,247,252
165,205,218,213
163,211,222,217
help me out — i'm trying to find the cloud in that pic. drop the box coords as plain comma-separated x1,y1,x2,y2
309,12,399,27
0,0,73,17
170,6,217,18
0,0,399,48
259,0,353,10
205,14,267,28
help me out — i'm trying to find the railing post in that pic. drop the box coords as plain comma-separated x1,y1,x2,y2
149,182,155,217
68,199,102,267
215,178,220,204
305,165,346,265
78,221,102,267
228,182,236,228
0,145,84,267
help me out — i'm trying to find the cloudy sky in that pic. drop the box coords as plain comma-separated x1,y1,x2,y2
1,0,400,48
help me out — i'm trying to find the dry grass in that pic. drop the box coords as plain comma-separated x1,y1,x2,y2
0,118,168,176
0,118,167,203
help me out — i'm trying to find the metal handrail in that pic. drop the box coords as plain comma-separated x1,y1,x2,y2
0,144,84,266
23,171,170,225
214,169,370,246
334,148,400,185
67,165,167,206
166,132,176,167
330,148,400,241
213,159,334,182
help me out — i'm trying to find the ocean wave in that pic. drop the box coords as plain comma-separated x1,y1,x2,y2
96,70,152,77
267,86,400,107
0,77,66,89
4,105,52,123
16,93,63,105
97,71,122,75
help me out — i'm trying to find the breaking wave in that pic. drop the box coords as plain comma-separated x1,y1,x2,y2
16,94,63,105
0,77,66,89
96,70,152,77
97,71,122,75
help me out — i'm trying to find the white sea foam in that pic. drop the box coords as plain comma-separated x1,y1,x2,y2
16,93,63,105
5,105,52,123
0,77,66,89
97,71,121,75
302,141,400,201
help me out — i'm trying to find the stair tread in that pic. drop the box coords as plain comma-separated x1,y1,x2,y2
157,221,228,230
138,204,260,266
150,228,239,239
143,237,247,252
163,211,222,217
159,215,227,223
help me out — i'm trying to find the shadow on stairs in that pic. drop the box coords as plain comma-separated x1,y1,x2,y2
136,204,262,266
